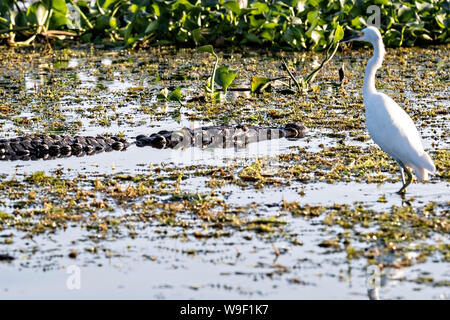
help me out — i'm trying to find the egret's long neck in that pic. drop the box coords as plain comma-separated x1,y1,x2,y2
363,39,385,99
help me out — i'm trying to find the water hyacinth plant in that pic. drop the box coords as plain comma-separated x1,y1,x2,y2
0,0,448,49
197,44,238,100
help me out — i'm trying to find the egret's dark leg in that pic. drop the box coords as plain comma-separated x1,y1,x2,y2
397,162,412,194
394,159,406,185
400,167,405,185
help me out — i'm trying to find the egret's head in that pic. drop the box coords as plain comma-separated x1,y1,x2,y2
339,26,382,44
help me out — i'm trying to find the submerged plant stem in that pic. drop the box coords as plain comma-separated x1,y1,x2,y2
210,52,219,96
304,42,340,84
282,59,302,92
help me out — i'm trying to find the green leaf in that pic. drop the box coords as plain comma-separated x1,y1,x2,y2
283,27,294,45
126,37,137,45
152,3,160,17
249,16,265,28
49,0,67,14
212,91,221,102
197,45,216,56
129,4,140,13
260,29,274,41
27,2,48,26
435,14,446,29
351,16,365,28
251,76,270,93
50,12,68,28
96,15,108,29
398,5,416,24
145,20,158,34
307,0,321,6
334,24,344,44
263,22,278,29
223,1,241,15
168,87,182,102
172,0,194,11
192,28,201,44
306,10,318,24
214,65,238,94
250,2,269,15
109,17,117,29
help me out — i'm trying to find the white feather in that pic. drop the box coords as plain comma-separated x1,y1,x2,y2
342,26,436,190
365,92,435,181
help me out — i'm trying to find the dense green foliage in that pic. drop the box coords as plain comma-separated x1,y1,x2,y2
0,0,448,49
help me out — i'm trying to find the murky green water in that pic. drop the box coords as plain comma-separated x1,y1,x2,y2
0,45,448,299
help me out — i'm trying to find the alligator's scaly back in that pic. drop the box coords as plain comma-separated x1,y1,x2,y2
0,123,307,161
0,135,130,161
135,123,307,149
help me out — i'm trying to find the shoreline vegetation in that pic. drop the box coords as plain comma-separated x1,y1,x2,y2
0,0,448,50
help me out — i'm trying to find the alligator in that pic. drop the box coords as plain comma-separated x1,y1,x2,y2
135,122,307,149
0,123,307,161
0,134,130,161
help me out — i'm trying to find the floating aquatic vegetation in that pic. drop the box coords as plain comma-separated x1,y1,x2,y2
0,44,448,298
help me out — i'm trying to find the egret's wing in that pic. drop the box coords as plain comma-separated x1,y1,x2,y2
365,93,434,173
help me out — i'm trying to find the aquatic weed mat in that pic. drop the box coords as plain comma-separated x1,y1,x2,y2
0,45,448,299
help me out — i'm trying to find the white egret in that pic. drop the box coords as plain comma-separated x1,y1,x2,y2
340,26,435,193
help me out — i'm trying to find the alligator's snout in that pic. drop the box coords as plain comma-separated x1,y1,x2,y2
283,123,308,139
